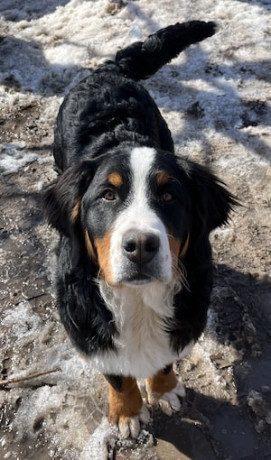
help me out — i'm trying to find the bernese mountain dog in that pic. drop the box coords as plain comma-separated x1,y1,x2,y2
44,21,236,439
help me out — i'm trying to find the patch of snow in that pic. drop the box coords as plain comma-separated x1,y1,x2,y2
80,417,118,460
2,301,41,337
0,144,38,175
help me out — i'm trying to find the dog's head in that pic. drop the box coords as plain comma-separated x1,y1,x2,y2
44,146,235,287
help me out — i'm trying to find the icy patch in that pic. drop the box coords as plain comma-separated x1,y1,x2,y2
0,143,37,175
10,347,107,457
37,156,51,165
182,339,233,402
2,301,41,338
80,417,118,460
12,385,66,442
247,390,271,432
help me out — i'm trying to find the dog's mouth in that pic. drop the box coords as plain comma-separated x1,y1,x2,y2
122,273,155,286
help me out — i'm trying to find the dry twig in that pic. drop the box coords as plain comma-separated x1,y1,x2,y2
0,367,60,387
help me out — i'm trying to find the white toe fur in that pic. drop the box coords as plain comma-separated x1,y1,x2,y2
118,404,150,439
119,419,131,439
174,381,186,398
148,379,186,415
158,391,181,415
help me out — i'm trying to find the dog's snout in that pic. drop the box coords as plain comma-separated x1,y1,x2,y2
122,230,160,265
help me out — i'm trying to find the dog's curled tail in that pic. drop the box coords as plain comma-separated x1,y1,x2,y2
115,21,216,81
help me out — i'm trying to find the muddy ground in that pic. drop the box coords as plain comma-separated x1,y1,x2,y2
1,1,271,459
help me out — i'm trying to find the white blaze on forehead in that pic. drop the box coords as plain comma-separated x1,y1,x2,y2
129,147,156,204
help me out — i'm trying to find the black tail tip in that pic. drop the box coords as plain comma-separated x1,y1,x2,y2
187,20,218,39
205,21,217,36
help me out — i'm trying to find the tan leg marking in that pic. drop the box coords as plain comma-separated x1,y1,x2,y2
146,368,177,396
107,376,143,424
107,376,150,438
146,368,185,415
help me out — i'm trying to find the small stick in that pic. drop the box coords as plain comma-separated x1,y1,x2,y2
0,367,61,387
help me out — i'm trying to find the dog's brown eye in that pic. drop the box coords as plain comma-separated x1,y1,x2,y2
162,192,173,202
103,190,116,201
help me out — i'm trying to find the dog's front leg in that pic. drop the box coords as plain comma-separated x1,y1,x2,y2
104,374,150,438
146,365,185,415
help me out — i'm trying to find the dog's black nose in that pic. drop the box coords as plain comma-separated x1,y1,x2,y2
122,230,160,265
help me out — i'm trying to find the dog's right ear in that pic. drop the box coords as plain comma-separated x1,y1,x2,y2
43,160,97,237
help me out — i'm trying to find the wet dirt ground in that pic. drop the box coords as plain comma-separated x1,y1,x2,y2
1,1,271,459
1,75,271,460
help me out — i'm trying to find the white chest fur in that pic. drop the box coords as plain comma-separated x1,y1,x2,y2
91,281,192,379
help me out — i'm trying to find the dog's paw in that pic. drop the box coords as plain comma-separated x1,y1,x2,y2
117,404,150,439
147,381,185,416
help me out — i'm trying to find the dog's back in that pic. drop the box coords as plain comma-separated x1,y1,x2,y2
53,21,216,171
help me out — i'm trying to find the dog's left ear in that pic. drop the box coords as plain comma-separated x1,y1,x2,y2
43,160,97,237
179,159,237,233
43,159,99,270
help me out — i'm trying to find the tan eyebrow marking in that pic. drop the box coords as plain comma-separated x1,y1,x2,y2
107,172,123,188
156,171,170,186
